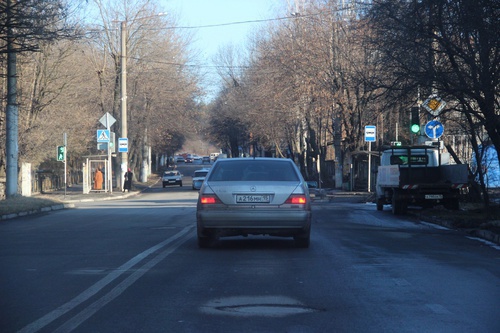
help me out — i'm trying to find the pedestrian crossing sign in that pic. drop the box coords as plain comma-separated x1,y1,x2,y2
97,129,110,142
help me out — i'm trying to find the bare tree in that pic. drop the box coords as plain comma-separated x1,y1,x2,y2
0,0,77,54
0,0,202,197
367,0,500,206
88,0,200,182
216,0,381,187
16,39,100,165
1,0,80,197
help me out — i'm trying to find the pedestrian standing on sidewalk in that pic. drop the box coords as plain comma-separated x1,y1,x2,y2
123,168,133,192
94,167,103,190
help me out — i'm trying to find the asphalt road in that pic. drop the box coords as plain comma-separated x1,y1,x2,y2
1,169,499,333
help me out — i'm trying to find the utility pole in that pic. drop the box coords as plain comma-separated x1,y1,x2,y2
118,13,167,189
5,0,18,198
120,20,128,191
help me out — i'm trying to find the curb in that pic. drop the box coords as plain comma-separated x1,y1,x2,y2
1,203,75,221
417,214,500,246
61,191,138,203
468,229,500,245
0,191,140,221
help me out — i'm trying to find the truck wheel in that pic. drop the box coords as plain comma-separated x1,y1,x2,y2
392,191,404,215
392,200,401,215
444,199,460,211
376,198,384,211
401,201,408,213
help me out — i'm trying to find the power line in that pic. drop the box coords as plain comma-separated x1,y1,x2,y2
163,11,329,30
129,56,250,69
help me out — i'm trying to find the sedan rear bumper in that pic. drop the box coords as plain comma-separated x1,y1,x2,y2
197,209,311,229
163,180,181,184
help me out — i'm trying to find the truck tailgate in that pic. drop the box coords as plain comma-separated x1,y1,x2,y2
377,164,468,188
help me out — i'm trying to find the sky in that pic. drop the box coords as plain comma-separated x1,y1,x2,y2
163,0,284,59
161,0,287,98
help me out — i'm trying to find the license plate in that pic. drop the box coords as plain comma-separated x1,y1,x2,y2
169,180,176,183
236,194,270,203
425,194,443,199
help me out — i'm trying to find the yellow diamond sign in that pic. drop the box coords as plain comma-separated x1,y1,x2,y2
422,94,446,116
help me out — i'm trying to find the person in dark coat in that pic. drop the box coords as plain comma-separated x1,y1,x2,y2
123,168,133,192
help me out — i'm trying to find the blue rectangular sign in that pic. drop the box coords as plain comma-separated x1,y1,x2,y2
365,125,376,142
118,138,128,153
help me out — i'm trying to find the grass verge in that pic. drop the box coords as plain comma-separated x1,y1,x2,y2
417,202,500,234
0,196,62,217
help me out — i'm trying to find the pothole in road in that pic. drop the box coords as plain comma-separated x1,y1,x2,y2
200,295,322,317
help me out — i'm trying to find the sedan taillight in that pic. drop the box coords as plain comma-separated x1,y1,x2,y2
285,194,307,204
199,194,221,205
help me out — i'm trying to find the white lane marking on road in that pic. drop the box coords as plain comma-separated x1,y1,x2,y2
18,226,194,333
425,303,452,315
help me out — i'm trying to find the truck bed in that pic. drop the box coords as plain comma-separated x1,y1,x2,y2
377,164,468,188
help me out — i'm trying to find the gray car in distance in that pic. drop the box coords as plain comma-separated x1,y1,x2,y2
196,158,312,248
162,170,183,187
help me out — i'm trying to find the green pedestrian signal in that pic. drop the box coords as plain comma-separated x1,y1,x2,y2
57,146,65,161
410,107,420,134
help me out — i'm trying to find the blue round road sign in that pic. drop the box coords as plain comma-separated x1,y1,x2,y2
424,120,444,139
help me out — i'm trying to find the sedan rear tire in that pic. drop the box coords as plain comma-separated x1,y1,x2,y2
197,227,214,248
197,235,212,248
294,230,310,248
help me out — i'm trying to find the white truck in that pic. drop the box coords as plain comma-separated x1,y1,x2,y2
210,152,220,162
376,145,468,214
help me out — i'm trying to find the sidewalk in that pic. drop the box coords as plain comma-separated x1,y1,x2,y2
35,179,158,204
0,179,160,221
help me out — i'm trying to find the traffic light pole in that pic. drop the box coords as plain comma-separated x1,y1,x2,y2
63,133,67,198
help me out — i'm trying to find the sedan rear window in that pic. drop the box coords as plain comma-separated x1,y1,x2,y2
208,160,299,182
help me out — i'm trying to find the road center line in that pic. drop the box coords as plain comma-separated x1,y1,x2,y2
18,226,194,333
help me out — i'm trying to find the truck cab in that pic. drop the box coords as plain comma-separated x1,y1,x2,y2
381,147,447,167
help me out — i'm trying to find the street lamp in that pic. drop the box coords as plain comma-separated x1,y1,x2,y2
118,13,166,190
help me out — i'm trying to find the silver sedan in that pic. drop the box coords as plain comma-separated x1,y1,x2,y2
196,158,312,248
192,168,210,190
